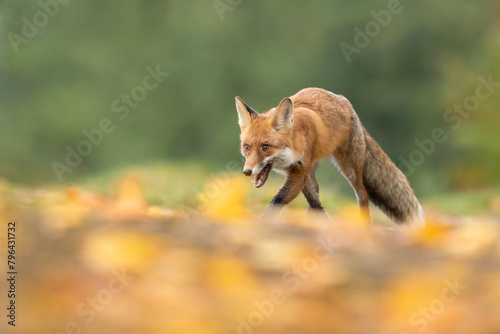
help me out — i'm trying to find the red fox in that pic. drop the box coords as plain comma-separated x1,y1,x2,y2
235,87,424,225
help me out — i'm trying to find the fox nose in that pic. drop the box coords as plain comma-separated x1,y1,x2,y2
243,169,252,176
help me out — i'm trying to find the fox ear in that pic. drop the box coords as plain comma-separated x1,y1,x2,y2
272,97,294,133
235,96,259,130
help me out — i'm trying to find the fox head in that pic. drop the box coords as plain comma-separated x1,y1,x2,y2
235,96,296,188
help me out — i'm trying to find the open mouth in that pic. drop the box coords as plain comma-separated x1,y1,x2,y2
254,163,272,188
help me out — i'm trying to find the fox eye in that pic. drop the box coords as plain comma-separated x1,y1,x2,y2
244,144,249,151
262,144,270,151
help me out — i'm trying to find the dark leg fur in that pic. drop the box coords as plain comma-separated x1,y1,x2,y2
302,175,324,210
301,163,324,211
268,163,308,211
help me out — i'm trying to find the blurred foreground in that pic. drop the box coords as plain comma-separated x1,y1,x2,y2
1,167,500,334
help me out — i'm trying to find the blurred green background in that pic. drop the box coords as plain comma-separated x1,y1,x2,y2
1,0,499,196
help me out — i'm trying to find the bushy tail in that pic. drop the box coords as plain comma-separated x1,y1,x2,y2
362,132,424,225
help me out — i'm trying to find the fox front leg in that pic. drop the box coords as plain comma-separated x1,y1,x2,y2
265,163,308,214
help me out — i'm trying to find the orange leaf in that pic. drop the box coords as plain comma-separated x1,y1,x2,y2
111,174,147,218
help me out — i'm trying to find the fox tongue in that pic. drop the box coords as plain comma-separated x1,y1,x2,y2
254,163,271,188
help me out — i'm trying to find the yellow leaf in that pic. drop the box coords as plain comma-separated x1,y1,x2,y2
205,256,257,292
82,231,159,272
338,204,370,228
411,217,452,246
66,187,106,209
42,187,99,231
380,271,444,331
111,174,147,218
201,175,249,223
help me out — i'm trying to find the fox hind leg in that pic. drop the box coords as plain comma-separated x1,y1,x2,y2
329,154,371,223
351,176,371,223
